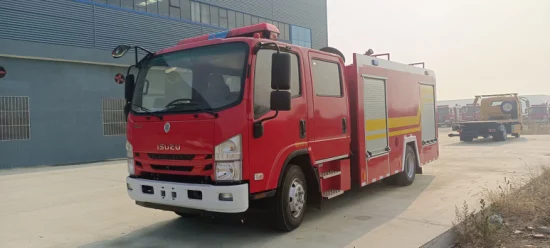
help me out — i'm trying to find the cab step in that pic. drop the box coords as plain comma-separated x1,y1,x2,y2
320,170,342,179
322,189,344,199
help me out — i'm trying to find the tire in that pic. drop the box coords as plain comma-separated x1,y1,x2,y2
394,145,417,186
513,133,520,138
273,164,307,231
493,125,508,142
460,135,473,142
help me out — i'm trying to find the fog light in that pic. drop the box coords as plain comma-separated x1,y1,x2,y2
127,183,133,191
219,193,233,201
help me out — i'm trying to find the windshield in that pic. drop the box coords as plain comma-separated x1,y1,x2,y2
132,42,249,114
464,106,478,115
437,107,449,115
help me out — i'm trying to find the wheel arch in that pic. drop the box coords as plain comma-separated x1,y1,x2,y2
276,149,322,209
403,135,422,174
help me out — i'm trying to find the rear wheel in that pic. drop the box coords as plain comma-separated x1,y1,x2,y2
273,164,307,231
394,145,417,186
493,125,508,141
513,133,520,138
460,135,474,142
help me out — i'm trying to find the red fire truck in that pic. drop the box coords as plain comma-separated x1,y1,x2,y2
437,105,455,127
461,103,480,121
528,103,549,124
111,23,439,231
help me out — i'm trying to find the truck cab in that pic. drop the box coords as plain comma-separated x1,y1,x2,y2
113,24,350,230
437,105,454,127
461,104,480,121
527,103,549,124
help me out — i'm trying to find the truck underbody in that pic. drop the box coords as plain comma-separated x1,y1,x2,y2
451,121,521,142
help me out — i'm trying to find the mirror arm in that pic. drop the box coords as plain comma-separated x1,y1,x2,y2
253,111,279,138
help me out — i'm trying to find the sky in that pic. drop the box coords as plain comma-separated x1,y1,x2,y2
327,0,550,100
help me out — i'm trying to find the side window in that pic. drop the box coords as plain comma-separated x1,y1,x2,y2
254,50,300,118
312,59,342,97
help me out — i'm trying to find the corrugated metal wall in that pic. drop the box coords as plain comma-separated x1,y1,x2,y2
0,0,327,57
0,57,127,169
0,0,327,168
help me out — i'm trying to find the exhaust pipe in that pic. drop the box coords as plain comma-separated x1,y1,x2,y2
448,133,460,137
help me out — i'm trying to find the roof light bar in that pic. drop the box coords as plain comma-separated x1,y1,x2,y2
177,23,280,46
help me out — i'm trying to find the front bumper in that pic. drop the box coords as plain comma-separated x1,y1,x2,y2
126,177,249,213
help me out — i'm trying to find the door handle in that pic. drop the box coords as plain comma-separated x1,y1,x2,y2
342,118,347,134
300,120,306,139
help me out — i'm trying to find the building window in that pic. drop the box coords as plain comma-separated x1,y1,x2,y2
191,1,200,22
121,0,134,9
146,0,158,14
0,96,31,141
311,60,342,97
254,50,301,118
219,9,228,28
291,25,312,48
227,10,236,28
209,6,219,26
135,0,147,12
200,3,210,24
243,14,251,26
159,0,169,16
106,0,121,7
102,98,127,136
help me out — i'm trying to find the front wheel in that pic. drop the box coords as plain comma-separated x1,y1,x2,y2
273,164,307,231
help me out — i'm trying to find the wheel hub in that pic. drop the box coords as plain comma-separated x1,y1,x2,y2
288,179,305,218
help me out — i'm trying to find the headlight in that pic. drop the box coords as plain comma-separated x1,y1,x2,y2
126,141,135,175
214,135,242,181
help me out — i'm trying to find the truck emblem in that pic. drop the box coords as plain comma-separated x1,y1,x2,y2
164,122,170,133
157,144,181,151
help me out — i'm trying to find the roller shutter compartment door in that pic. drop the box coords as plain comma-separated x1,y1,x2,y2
363,77,389,156
420,84,437,143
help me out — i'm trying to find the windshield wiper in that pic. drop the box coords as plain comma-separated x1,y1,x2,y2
165,102,219,118
132,103,163,120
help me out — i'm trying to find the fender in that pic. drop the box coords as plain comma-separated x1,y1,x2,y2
276,149,310,188
275,149,322,209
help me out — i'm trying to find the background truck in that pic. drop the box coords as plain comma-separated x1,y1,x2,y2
437,105,456,127
111,23,439,231
527,103,549,124
460,103,480,121
449,93,529,142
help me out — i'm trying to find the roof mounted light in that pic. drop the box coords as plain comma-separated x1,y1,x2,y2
177,23,280,46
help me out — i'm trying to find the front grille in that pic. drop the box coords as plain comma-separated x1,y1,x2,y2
140,172,213,184
148,153,196,160
151,164,193,172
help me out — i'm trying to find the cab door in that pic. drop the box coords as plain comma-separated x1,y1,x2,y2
308,51,349,163
248,48,308,193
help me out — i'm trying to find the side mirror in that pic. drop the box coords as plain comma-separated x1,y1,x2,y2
0,66,6,79
271,53,291,90
270,91,291,111
270,53,292,112
112,45,132,59
125,74,135,102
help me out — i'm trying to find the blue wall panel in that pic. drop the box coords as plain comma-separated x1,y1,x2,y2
0,57,127,169
0,0,95,48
